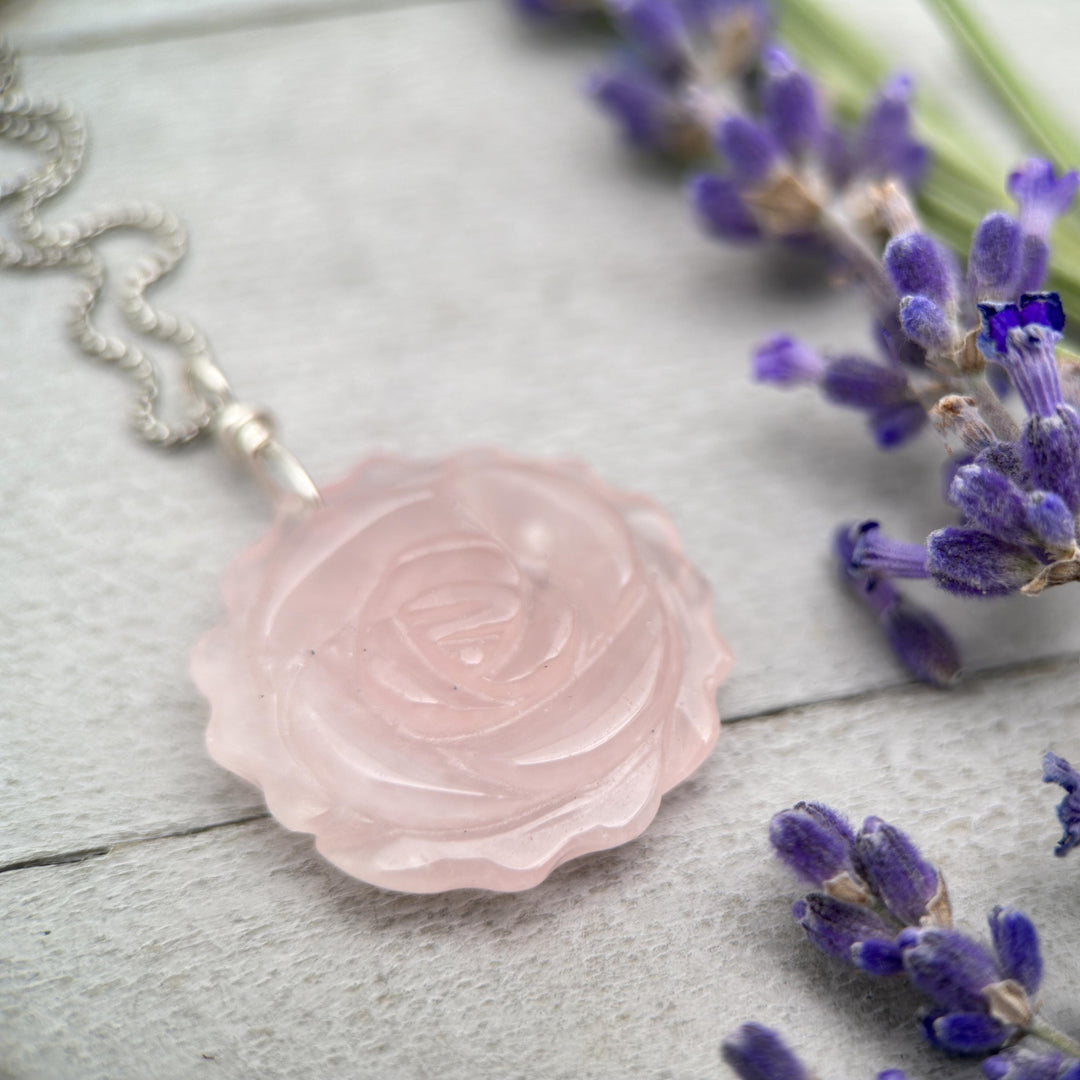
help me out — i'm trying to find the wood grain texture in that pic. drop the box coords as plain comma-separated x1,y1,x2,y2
4,1,1080,867
4,661,1080,1078
2,3,1080,1077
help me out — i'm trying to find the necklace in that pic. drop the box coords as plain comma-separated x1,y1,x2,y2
2,41,731,893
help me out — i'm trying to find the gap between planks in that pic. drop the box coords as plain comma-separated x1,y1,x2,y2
3,648,1077,878
14,0,474,57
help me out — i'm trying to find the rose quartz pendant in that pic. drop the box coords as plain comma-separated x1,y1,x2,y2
192,449,731,892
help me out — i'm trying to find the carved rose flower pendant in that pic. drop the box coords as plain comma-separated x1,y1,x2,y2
192,449,731,892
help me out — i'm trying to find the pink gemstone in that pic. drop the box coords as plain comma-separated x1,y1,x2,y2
191,449,731,892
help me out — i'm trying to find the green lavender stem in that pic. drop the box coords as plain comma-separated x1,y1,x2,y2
1026,1018,1080,1060
773,0,1080,328
920,0,1080,170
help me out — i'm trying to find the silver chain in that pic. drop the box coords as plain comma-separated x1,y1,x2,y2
0,40,321,504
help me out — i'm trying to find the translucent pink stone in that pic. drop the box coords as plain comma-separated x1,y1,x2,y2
191,449,731,892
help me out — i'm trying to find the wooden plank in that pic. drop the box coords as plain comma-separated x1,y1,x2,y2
3,1,1079,862
4,1,442,54
3,661,1078,1078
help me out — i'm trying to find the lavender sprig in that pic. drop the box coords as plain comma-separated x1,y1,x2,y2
514,0,1080,684
722,1022,911,1080
759,164,1080,681
1043,752,1080,857
768,801,1080,1059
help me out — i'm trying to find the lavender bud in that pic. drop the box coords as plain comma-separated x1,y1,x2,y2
900,927,1001,1012
1018,234,1051,293
880,599,962,686
1023,408,1080,512
926,526,1040,597
613,0,691,78
690,173,762,241
930,396,997,454
900,295,955,354
587,67,676,151
793,893,897,965
852,937,906,976
988,907,1043,995
1009,158,1080,240
924,1011,1012,1055
855,817,939,925
948,464,1029,544
850,522,929,579
976,441,1029,487
752,334,825,385
1025,491,1076,550
871,402,927,449
835,524,961,686
970,212,1022,299
884,232,956,307
761,48,822,159
769,802,856,887
821,355,909,408
1043,751,1080,857
822,125,853,187
718,114,781,188
721,1023,809,1080
878,1072,909,1080
857,74,929,186
984,1047,1074,1080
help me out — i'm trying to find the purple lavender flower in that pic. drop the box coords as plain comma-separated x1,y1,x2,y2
884,232,957,307
793,893,901,969
900,295,955,354
761,48,823,159
970,212,1023,300
822,355,912,408
751,334,824,383
718,114,782,187
1009,160,1080,292
985,1047,1080,1080
900,928,1002,1013
978,297,1067,418
690,173,762,241
855,816,939,926
855,74,929,186
754,343,926,449
902,933,1018,1058
920,1009,1013,1056
769,801,857,888
948,465,1032,544
851,523,929,579
988,906,1043,996
721,1023,914,1080
612,0,692,80
721,1023,809,1080
1043,751,1080,857
587,64,709,159
1025,491,1077,549
899,907,1043,1055
835,524,960,686
927,526,1042,597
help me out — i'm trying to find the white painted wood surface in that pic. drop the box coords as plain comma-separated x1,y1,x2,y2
2,2,1079,1077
